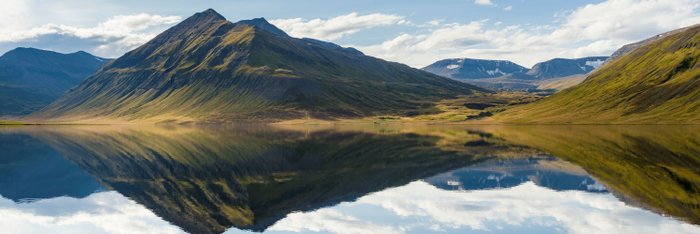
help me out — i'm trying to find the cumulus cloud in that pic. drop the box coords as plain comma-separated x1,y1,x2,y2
0,192,183,234
0,13,181,58
268,181,700,234
270,12,407,40
268,209,402,234
474,0,494,6
356,0,700,67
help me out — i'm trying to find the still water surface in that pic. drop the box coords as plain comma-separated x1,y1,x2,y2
0,124,698,234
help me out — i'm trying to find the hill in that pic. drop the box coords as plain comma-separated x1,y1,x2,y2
0,48,108,116
495,25,700,123
32,9,483,123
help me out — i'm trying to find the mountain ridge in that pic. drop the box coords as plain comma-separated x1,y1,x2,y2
0,47,108,116
33,9,484,123
422,56,608,91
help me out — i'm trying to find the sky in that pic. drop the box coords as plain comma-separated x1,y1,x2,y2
1,0,699,68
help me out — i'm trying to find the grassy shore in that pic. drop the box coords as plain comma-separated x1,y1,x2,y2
0,120,26,125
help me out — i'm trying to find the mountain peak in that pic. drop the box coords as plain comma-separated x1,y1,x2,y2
178,8,226,27
237,17,289,37
199,8,226,20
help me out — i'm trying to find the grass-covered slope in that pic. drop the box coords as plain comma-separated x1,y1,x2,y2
33,9,482,123
0,48,107,116
496,25,700,123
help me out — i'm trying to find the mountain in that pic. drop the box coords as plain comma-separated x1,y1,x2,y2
422,56,607,91
525,56,608,79
0,48,108,116
422,58,528,79
495,24,700,123
33,9,483,123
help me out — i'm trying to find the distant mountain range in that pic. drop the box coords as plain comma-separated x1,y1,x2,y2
423,56,608,91
32,9,484,123
0,48,108,116
422,59,528,80
495,24,700,123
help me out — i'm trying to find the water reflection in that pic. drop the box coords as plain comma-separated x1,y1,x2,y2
426,157,608,192
0,124,697,234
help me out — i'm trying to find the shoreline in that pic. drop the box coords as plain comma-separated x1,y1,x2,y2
3,117,700,126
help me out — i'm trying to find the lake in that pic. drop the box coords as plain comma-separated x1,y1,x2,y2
0,124,698,234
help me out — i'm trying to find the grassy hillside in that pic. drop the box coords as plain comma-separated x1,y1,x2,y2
33,9,483,123
496,25,700,123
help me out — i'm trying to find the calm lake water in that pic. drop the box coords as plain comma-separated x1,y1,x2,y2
0,124,698,234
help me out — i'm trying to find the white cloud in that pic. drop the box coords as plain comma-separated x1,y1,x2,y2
0,13,181,58
355,0,700,67
474,0,494,6
267,209,402,234
270,12,406,40
504,5,513,11
0,192,184,234
268,181,700,234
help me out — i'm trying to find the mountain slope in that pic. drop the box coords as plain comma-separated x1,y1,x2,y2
422,56,607,91
33,9,483,122
607,26,694,62
526,57,608,79
495,25,700,123
422,58,528,79
0,48,108,116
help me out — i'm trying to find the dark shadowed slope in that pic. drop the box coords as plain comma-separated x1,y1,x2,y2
0,48,108,116
33,9,483,123
496,24,700,123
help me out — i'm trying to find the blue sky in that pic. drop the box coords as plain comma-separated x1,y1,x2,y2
1,0,699,67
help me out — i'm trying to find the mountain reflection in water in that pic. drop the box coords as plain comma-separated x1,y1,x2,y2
0,124,698,234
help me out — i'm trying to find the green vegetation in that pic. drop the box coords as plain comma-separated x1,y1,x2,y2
496,25,700,123
0,120,25,125
412,92,544,121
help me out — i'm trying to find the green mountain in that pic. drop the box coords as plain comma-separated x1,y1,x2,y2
0,48,108,116
33,9,483,123
496,24,700,123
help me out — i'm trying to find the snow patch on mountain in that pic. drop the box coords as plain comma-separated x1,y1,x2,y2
486,68,505,76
